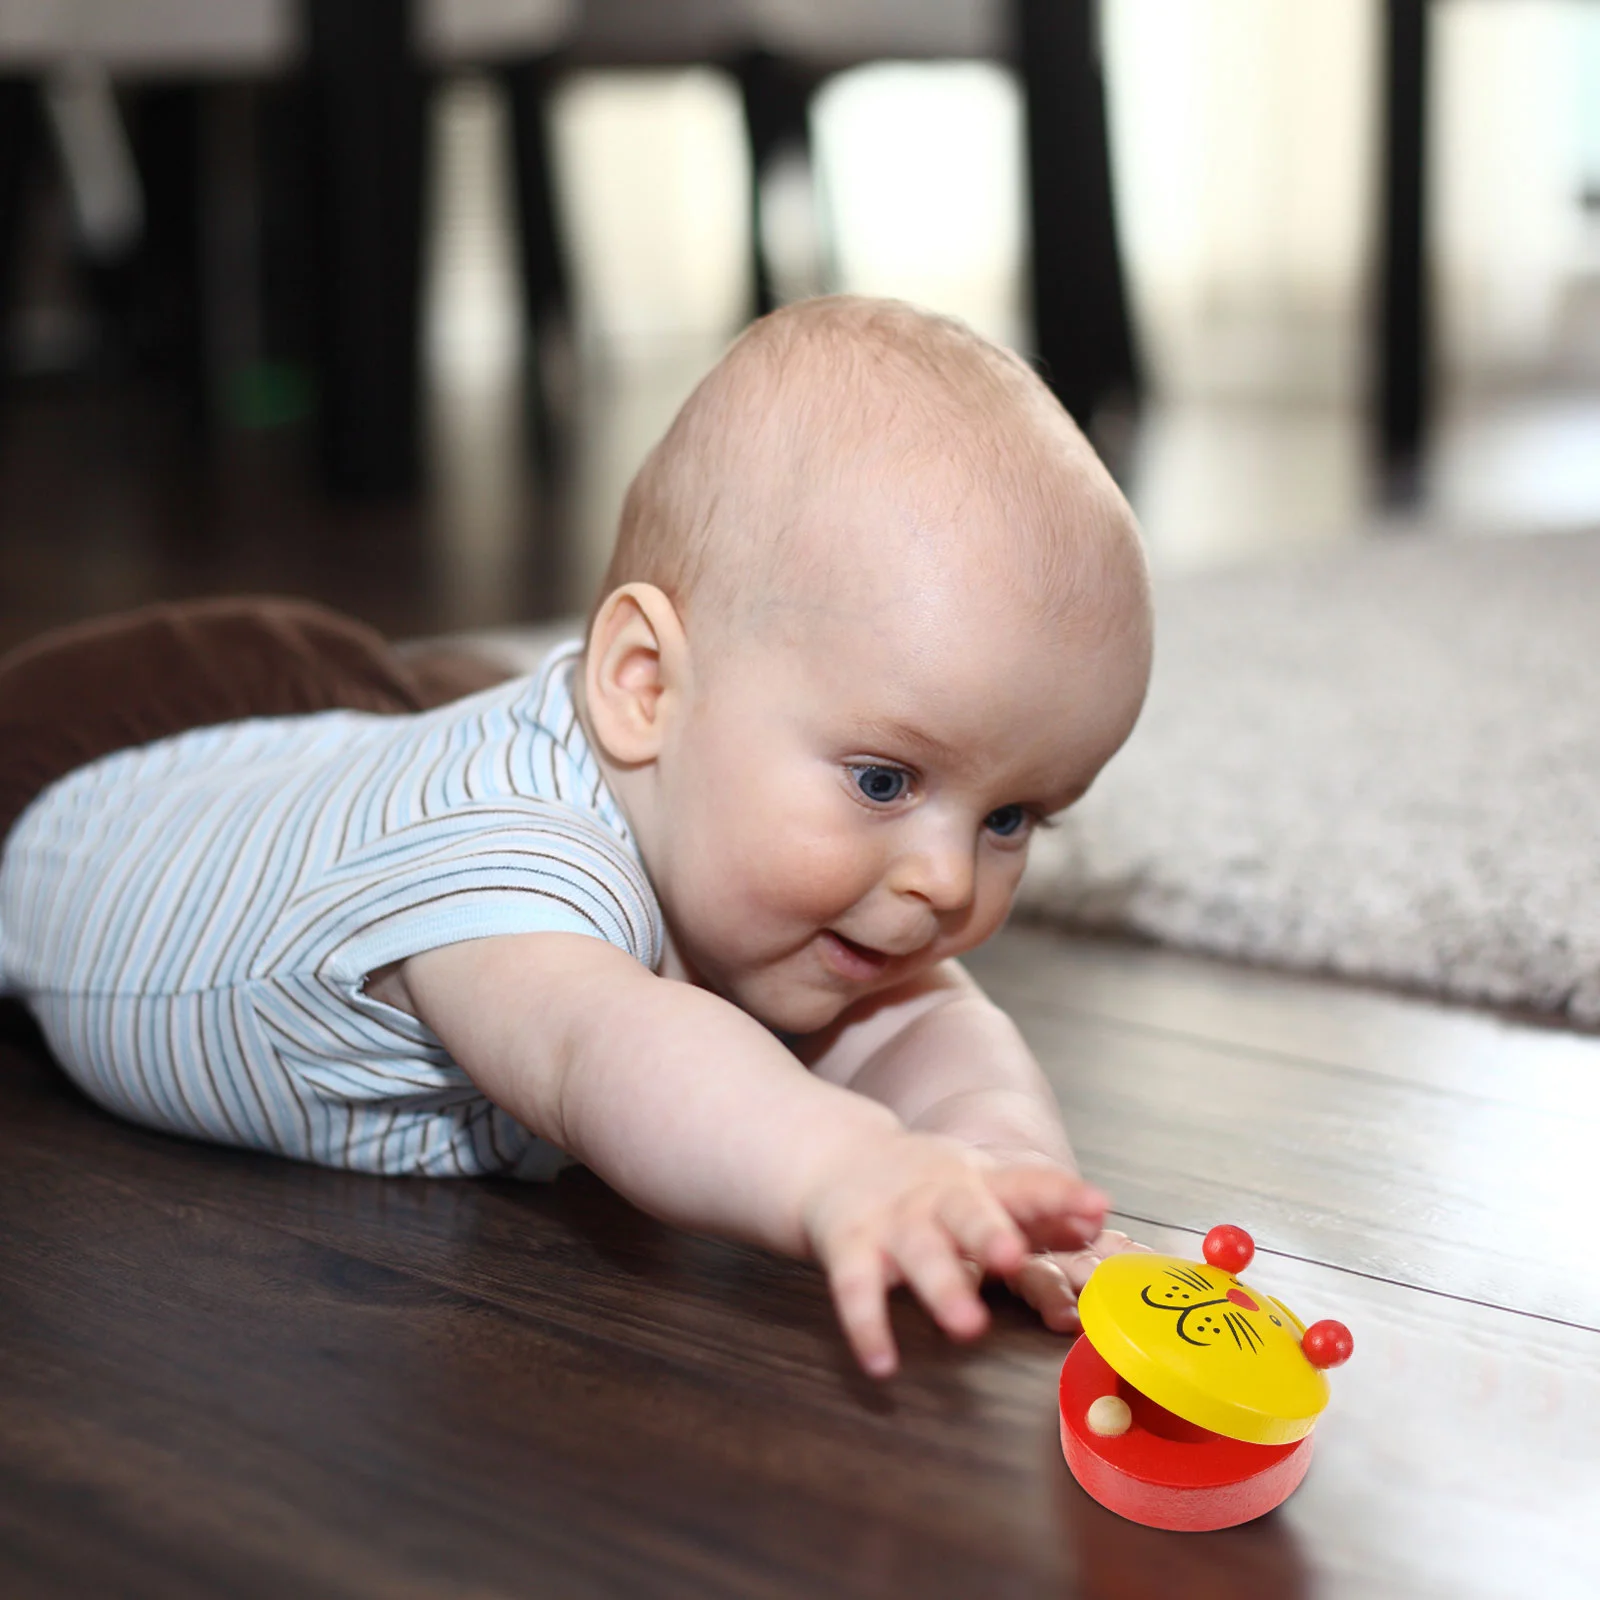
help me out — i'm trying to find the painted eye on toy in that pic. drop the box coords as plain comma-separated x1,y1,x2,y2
1202,1224,1254,1274
1301,1320,1354,1369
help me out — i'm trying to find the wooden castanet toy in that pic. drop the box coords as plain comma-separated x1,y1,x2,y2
1060,1224,1352,1532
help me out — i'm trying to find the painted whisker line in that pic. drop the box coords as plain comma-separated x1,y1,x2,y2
1223,1310,1262,1352
1167,1266,1212,1293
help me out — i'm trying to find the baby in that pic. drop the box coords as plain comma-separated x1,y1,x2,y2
0,297,1153,1377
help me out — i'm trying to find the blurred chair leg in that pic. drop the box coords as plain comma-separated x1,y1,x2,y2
1014,0,1139,430
0,79,41,395
502,55,571,470
124,84,208,436
304,0,426,498
1377,0,1429,483
256,75,319,419
735,50,818,316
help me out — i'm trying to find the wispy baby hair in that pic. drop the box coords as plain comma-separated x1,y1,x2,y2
593,295,1142,641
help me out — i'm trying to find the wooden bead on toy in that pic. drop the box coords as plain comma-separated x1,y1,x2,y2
1086,1395,1132,1437
1202,1224,1254,1274
1301,1320,1354,1368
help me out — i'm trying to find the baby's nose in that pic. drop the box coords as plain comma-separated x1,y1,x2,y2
888,831,976,913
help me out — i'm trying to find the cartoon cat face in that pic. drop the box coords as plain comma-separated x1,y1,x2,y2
1076,1228,1347,1446
1139,1262,1302,1354
1078,1250,1329,1440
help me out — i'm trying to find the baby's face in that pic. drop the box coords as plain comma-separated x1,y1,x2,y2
645,513,1150,1035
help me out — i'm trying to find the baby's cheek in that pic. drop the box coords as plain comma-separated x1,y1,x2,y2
675,795,848,926
751,830,872,921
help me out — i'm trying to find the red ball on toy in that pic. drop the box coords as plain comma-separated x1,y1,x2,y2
1301,1320,1354,1369
1202,1224,1254,1274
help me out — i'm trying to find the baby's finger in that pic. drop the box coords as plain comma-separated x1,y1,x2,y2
1060,1230,1149,1290
826,1237,899,1378
936,1182,1028,1277
986,1168,1108,1250
892,1219,992,1343
1007,1252,1083,1333
1008,1232,1155,1335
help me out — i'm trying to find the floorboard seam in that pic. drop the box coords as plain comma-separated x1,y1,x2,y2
1109,1210,1599,1333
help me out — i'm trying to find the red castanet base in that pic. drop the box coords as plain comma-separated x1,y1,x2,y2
1059,1336,1314,1532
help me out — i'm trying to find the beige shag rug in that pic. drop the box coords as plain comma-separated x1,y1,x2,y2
1016,528,1600,1026
481,527,1600,1026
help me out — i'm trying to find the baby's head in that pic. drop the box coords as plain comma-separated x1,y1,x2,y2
579,296,1151,1034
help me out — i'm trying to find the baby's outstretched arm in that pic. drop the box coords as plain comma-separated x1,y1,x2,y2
796,960,1147,1330
391,933,1108,1374
795,960,1072,1160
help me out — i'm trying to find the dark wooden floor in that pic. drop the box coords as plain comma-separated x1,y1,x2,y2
3,930,1594,1599
2,381,1596,1597
0,378,563,658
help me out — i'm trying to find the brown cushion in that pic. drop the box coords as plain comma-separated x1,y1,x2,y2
0,597,513,846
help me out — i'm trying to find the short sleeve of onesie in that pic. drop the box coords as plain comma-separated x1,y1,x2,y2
0,641,662,1178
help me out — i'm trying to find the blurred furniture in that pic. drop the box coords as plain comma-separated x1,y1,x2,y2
1378,0,1429,473
1374,0,1600,475
0,1,576,497
0,1,298,437
736,0,1139,427
2,1,1138,494
0,84,37,388
305,1,576,494
520,0,1139,429
5,3,1532,494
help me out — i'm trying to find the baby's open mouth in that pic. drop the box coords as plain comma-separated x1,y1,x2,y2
819,929,892,980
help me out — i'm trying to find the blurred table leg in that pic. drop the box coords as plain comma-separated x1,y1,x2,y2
0,80,41,406
1378,0,1430,477
502,53,574,468
734,49,817,318
1013,0,1140,431
126,85,207,435
303,0,425,498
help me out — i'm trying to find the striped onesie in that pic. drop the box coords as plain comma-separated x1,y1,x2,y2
0,640,662,1177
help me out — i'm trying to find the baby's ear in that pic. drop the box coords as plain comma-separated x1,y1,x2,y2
582,583,689,763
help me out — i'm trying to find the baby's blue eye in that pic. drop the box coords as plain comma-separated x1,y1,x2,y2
853,766,907,804
985,804,1028,838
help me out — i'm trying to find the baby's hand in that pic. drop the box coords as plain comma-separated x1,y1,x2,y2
1005,1231,1151,1333
800,1131,1108,1377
